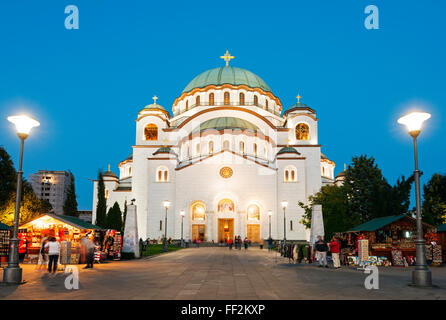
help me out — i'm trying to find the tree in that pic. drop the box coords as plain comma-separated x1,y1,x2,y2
95,171,107,227
422,173,446,226
106,201,122,231
63,172,78,217
0,146,17,206
122,200,127,233
0,181,46,225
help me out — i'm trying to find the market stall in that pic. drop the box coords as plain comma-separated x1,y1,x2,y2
0,222,10,264
436,223,446,262
339,215,437,267
19,213,106,265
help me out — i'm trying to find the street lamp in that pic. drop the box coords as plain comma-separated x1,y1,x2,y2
180,210,185,247
398,111,432,287
281,201,288,246
268,210,272,239
162,200,170,252
4,115,40,284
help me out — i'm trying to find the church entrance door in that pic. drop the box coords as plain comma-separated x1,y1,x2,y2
218,219,234,243
192,225,206,242
246,225,260,243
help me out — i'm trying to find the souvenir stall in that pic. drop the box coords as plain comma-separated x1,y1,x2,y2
0,222,10,264
19,213,103,265
437,224,446,263
341,215,436,267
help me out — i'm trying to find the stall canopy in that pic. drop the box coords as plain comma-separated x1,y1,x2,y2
347,215,408,232
0,222,10,230
20,213,104,231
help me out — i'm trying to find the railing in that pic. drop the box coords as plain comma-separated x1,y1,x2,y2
173,101,282,117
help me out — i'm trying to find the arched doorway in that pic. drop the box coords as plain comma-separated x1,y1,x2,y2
191,201,206,241
246,204,261,243
217,199,234,243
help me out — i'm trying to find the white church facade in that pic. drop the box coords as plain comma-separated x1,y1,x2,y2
92,52,335,243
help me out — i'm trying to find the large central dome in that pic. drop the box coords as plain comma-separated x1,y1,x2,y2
182,66,271,94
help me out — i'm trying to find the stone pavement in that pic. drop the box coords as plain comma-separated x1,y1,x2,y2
1,247,446,300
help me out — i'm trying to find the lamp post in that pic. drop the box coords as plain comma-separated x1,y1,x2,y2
180,210,185,247
398,111,432,287
281,201,288,246
162,200,170,252
268,210,272,239
4,115,40,284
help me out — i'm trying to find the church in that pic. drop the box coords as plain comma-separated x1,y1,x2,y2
91,51,335,243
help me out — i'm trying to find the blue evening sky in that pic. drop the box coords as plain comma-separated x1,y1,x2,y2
0,1,444,210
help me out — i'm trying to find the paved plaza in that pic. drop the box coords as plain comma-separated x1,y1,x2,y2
1,247,446,300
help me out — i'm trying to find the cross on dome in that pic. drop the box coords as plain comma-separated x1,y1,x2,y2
152,95,159,104
296,94,302,104
220,50,235,67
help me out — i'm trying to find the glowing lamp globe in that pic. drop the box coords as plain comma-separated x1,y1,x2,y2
180,210,185,217
163,200,171,209
281,201,288,209
398,111,431,137
268,210,273,217
7,115,40,138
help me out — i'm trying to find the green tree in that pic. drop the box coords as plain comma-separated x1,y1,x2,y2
95,171,107,227
63,172,78,217
106,201,122,231
422,173,446,226
0,181,46,225
0,146,17,206
122,200,127,233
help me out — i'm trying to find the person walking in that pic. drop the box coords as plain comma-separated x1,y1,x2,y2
329,236,341,269
314,236,328,268
36,235,48,270
44,237,60,273
267,237,273,252
259,238,264,250
228,237,233,250
244,237,249,250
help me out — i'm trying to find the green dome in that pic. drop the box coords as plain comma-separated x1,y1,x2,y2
277,147,300,155
183,66,271,93
192,117,259,133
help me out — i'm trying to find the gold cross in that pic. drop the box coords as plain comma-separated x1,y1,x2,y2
296,94,301,104
344,163,346,171
163,139,168,147
220,50,234,67
152,95,158,104
108,164,111,172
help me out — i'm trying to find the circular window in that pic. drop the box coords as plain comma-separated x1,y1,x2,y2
219,167,233,179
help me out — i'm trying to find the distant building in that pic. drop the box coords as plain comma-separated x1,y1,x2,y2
77,210,93,223
29,170,71,215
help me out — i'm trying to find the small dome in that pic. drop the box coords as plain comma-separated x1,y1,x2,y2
153,147,177,156
283,103,314,116
336,170,346,178
192,117,259,134
103,171,118,179
183,66,271,94
277,147,300,155
142,102,167,112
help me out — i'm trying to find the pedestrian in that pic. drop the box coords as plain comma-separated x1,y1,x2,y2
259,238,264,250
36,234,48,270
238,236,242,250
329,236,341,269
228,237,233,250
80,236,95,269
244,237,249,250
44,237,60,273
268,237,273,252
314,236,328,268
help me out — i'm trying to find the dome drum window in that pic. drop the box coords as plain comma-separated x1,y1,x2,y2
156,166,169,182
284,166,297,182
296,123,310,141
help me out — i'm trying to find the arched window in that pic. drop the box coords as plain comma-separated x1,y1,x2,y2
223,140,230,150
196,143,200,155
192,202,206,221
239,92,245,105
156,166,169,182
265,99,268,109
129,167,132,176
264,146,268,158
253,143,258,156
322,167,325,176
105,189,109,199
284,166,297,182
253,95,258,106
195,95,200,106
209,141,214,154
144,124,158,141
224,92,230,105
296,123,310,140
186,100,189,111
239,141,245,154
209,93,214,106
218,199,234,213
247,204,260,221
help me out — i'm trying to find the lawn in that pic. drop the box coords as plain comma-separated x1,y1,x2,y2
139,244,183,257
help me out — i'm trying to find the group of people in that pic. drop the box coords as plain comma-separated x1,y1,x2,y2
227,236,250,250
314,235,341,269
37,235,97,273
